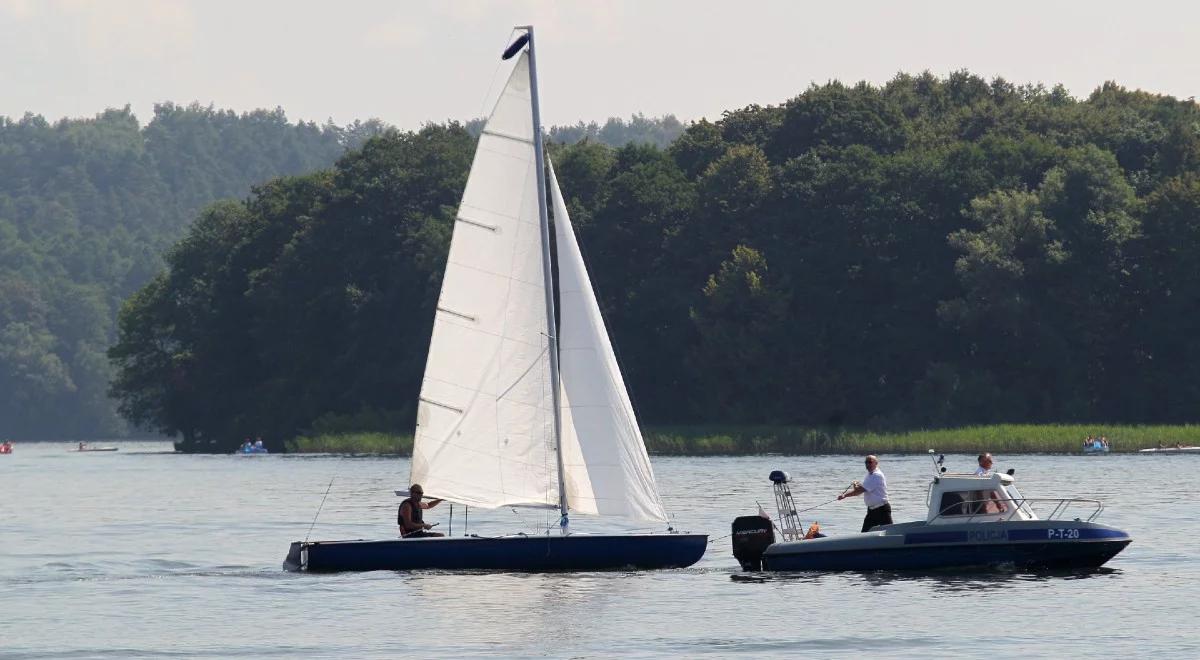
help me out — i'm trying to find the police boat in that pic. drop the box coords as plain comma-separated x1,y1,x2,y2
731,454,1132,572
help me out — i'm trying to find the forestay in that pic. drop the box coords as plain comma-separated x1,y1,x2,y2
550,163,669,522
411,52,559,510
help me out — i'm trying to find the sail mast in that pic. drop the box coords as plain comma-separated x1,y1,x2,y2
520,26,569,527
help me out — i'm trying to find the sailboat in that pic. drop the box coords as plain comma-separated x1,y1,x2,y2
283,27,707,572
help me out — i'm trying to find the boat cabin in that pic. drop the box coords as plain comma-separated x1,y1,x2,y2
925,472,1036,523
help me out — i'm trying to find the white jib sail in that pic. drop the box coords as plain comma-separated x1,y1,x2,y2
411,52,559,510
550,161,669,522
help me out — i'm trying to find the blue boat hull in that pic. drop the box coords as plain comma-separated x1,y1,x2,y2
763,538,1130,571
760,521,1131,571
284,534,708,572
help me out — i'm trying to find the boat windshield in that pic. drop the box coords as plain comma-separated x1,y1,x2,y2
931,483,1037,521
935,489,1010,517
1001,483,1036,520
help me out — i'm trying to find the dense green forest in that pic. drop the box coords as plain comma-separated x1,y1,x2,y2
0,105,386,438
0,106,683,440
28,75,1200,453
463,113,685,147
106,72,1200,452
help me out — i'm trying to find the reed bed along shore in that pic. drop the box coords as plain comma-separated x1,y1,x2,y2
285,432,412,454
285,424,1200,455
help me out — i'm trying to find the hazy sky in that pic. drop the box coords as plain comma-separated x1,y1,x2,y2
2,1,1196,129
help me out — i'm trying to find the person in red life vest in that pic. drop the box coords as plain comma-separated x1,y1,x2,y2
398,484,444,538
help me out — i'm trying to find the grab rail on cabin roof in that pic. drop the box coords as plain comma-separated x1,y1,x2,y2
933,496,1104,524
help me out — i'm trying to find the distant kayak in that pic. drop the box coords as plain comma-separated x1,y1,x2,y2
238,447,269,455
69,447,119,452
1138,446,1200,454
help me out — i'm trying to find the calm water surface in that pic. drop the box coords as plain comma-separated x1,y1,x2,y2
1,442,1196,658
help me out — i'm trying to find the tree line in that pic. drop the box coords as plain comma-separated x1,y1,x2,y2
0,105,684,440
110,72,1200,451
0,104,374,438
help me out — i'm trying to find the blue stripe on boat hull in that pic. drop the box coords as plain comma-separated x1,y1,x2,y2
285,534,708,572
1007,527,1129,541
762,539,1130,571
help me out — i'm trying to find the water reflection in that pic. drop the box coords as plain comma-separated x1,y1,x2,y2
730,566,1122,590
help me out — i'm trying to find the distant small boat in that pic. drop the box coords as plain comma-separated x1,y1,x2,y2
238,446,269,455
69,446,119,452
1138,446,1200,454
0,442,12,455
1082,441,1110,455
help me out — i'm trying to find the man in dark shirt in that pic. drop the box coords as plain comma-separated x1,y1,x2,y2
398,484,444,538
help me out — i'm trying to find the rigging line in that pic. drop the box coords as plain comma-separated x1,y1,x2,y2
794,496,842,515
563,203,647,422
540,335,556,530
755,499,786,538
477,28,521,122
553,173,670,523
304,476,336,543
557,194,668,511
495,344,550,401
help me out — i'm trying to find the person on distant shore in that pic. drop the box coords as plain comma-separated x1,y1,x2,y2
838,455,892,532
974,453,994,476
398,484,444,538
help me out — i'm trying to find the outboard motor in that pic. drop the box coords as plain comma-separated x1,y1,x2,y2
731,515,775,571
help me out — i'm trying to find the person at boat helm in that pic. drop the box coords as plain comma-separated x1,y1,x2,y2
837,455,893,532
971,453,1009,513
398,484,444,538
974,453,994,476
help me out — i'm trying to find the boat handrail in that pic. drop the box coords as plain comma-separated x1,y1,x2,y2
932,496,1104,524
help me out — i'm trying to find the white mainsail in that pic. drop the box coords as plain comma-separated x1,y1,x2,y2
550,163,669,523
410,52,559,510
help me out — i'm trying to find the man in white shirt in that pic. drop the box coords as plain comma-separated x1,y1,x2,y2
838,455,893,532
972,453,1008,513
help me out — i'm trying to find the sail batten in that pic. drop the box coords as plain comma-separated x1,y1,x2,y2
410,44,667,523
410,51,560,510
479,128,535,145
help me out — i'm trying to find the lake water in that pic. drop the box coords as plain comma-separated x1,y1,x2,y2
1,442,1196,658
